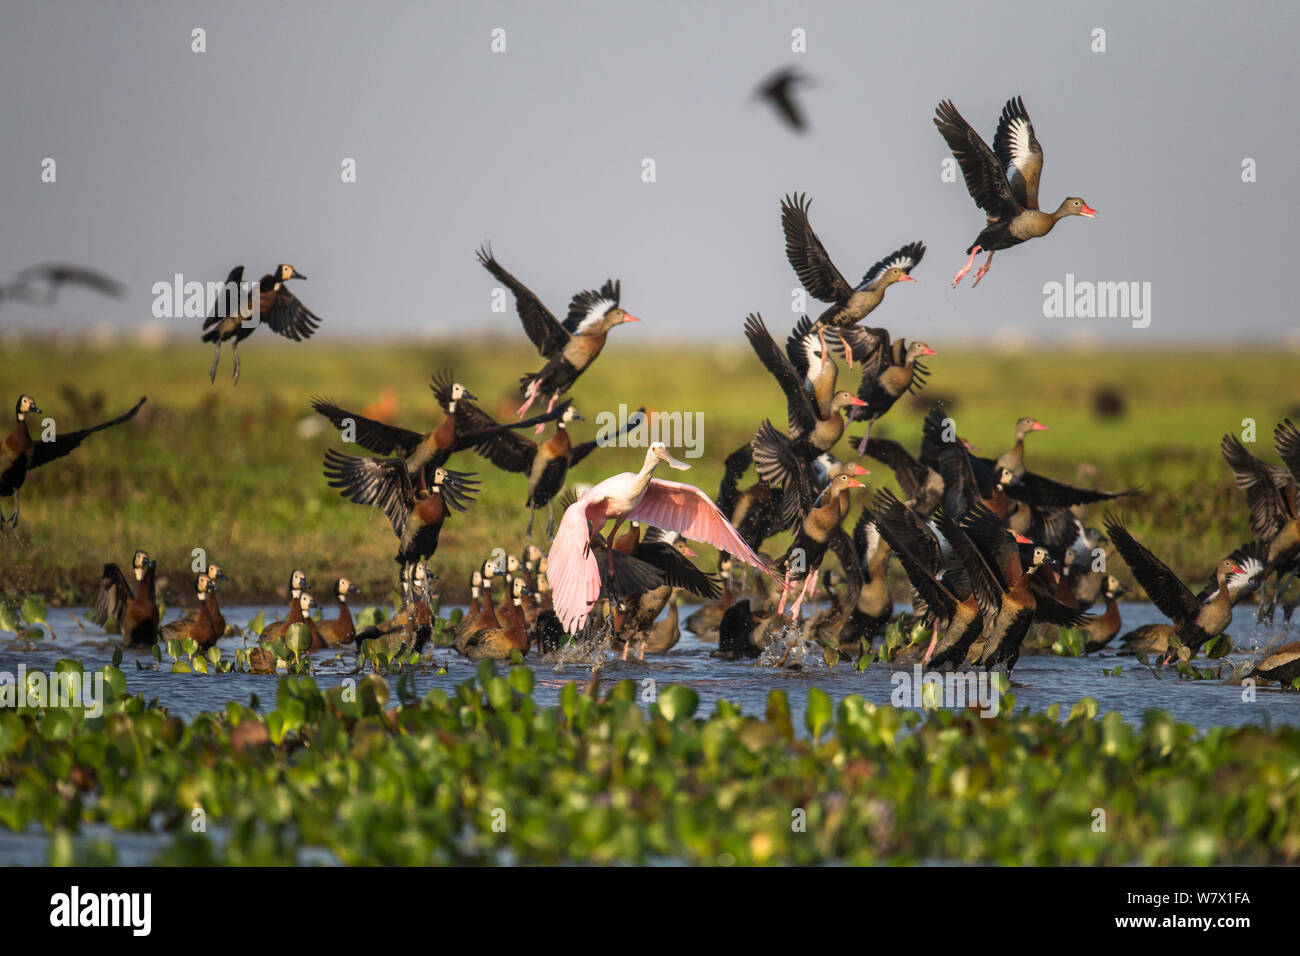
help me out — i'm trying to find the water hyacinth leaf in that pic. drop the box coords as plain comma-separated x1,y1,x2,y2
486,677,513,711
207,647,222,665
285,623,312,654
560,681,578,724
805,685,832,741
20,596,46,624
1204,634,1233,659
112,647,123,669
192,655,208,674
26,627,44,642
181,637,199,658
0,604,20,635
152,642,163,663
247,610,266,636
172,660,192,674
655,684,698,722
508,666,534,695
166,639,182,661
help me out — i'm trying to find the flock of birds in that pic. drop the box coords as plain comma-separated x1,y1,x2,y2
4,95,1299,686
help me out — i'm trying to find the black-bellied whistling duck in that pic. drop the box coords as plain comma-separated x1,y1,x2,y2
477,244,639,422
774,472,866,619
780,193,923,360
89,549,153,636
1221,422,1300,621
849,333,935,454
926,409,1017,522
318,578,359,647
871,490,986,670
322,453,479,592
313,372,566,493
202,264,321,384
468,403,643,539
743,313,868,460
97,551,159,648
1107,517,1264,660
755,67,812,133
1067,529,1111,609
962,503,1084,673
615,527,721,659
1,394,146,528
933,97,1097,288
1247,642,1300,686
1081,576,1126,654
162,575,218,649
995,417,1049,477
462,576,531,660
833,509,894,650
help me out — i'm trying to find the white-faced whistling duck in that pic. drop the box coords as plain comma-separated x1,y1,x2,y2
870,489,985,670
461,575,531,661
259,570,311,643
958,504,1085,674
322,450,480,592
313,372,569,493
933,97,1097,288
476,244,639,422
454,559,502,653
200,563,229,637
89,549,149,633
1221,421,1300,622
161,575,218,650
357,563,433,653
201,264,320,384
1108,518,1265,661
89,550,159,647
317,578,359,647
0,264,124,307
261,591,323,651
780,192,923,358
1,394,146,529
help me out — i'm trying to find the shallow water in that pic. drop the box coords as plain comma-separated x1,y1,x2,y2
3,601,1298,731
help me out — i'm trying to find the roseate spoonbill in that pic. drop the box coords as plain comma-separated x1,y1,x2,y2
547,442,779,634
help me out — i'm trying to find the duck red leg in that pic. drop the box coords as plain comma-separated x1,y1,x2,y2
856,419,873,456
951,245,981,288
534,394,558,435
921,620,939,665
838,331,854,369
516,379,541,418
971,250,996,288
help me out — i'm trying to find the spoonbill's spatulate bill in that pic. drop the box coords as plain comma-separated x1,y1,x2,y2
547,443,779,634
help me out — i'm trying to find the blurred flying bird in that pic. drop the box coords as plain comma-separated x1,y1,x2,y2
755,67,814,133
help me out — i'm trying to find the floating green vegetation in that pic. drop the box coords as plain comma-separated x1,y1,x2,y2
1,659,1298,865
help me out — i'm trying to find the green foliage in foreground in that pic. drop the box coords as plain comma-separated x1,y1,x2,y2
2,661,1299,866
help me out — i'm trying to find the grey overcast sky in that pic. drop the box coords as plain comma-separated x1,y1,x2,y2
1,0,1296,346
